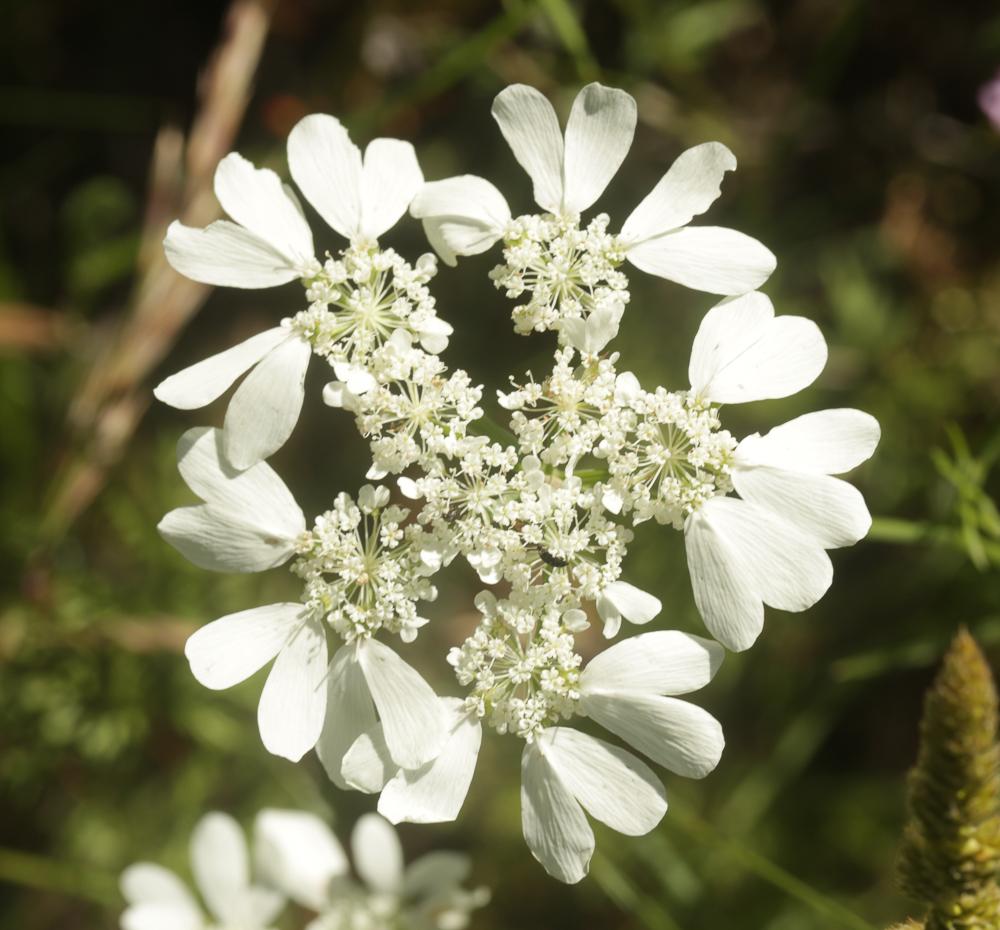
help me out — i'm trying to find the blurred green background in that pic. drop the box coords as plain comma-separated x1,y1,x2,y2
2,0,1000,928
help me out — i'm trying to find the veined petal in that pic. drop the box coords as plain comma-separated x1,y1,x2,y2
154,327,289,410
491,84,564,214
257,615,328,761
342,726,395,794
223,335,311,469
158,503,298,572
595,580,661,638
520,740,594,884
733,465,872,548
378,699,482,825
686,497,832,650
626,226,776,296
357,639,446,770
175,427,305,538
360,138,423,240
184,603,303,690
562,83,637,215
316,644,378,788
214,153,314,265
684,506,764,652
287,114,362,240
190,812,248,926
580,630,724,697
581,692,724,778
352,813,403,894
688,292,827,404
254,809,348,911
620,142,737,244
410,176,510,265
538,728,667,836
164,220,302,288
736,409,881,475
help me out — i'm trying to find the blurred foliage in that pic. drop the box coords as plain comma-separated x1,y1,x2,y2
1,0,1000,929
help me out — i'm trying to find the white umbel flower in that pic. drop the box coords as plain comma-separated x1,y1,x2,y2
159,428,445,768
120,812,283,930
411,82,774,299
342,631,724,885
255,810,489,930
156,115,425,468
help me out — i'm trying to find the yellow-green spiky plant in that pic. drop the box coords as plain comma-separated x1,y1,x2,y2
894,628,1000,930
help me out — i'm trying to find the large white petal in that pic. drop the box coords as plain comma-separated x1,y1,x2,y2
257,615,328,761
351,813,404,894
359,138,423,240
686,497,832,650
254,809,348,911
214,152,314,265
341,725,395,794
357,639,446,770
164,220,302,288
733,465,872,548
158,504,298,572
154,327,289,410
378,699,482,825
223,335,311,469
287,114,362,240
184,603,302,689
175,427,304,539
410,176,510,266
688,292,827,403
520,740,594,884
581,692,724,778
736,409,881,475
620,142,737,244
580,630,724,697
316,644,378,788
561,83,637,215
491,84,564,214
684,506,764,652
190,812,248,926
626,226,776,296
538,728,667,835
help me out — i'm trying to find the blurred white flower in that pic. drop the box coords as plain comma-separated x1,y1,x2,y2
255,810,489,930
120,812,283,930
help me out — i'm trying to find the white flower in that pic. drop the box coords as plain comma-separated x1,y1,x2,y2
411,82,774,301
156,115,425,468
680,291,880,651
342,631,724,885
120,812,283,930
159,428,445,767
595,579,662,638
255,810,489,930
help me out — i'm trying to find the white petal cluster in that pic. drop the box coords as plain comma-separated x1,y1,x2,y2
153,81,881,886
121,809,488,930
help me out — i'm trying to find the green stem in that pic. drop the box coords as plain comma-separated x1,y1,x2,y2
869,516,1000,564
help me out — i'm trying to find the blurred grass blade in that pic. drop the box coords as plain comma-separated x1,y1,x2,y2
538,0,600,81
0,847,119,906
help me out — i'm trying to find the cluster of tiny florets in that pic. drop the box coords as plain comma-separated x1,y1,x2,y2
291,484,437,643
489,213,629,335
290,244,451,383
448,591,584,740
